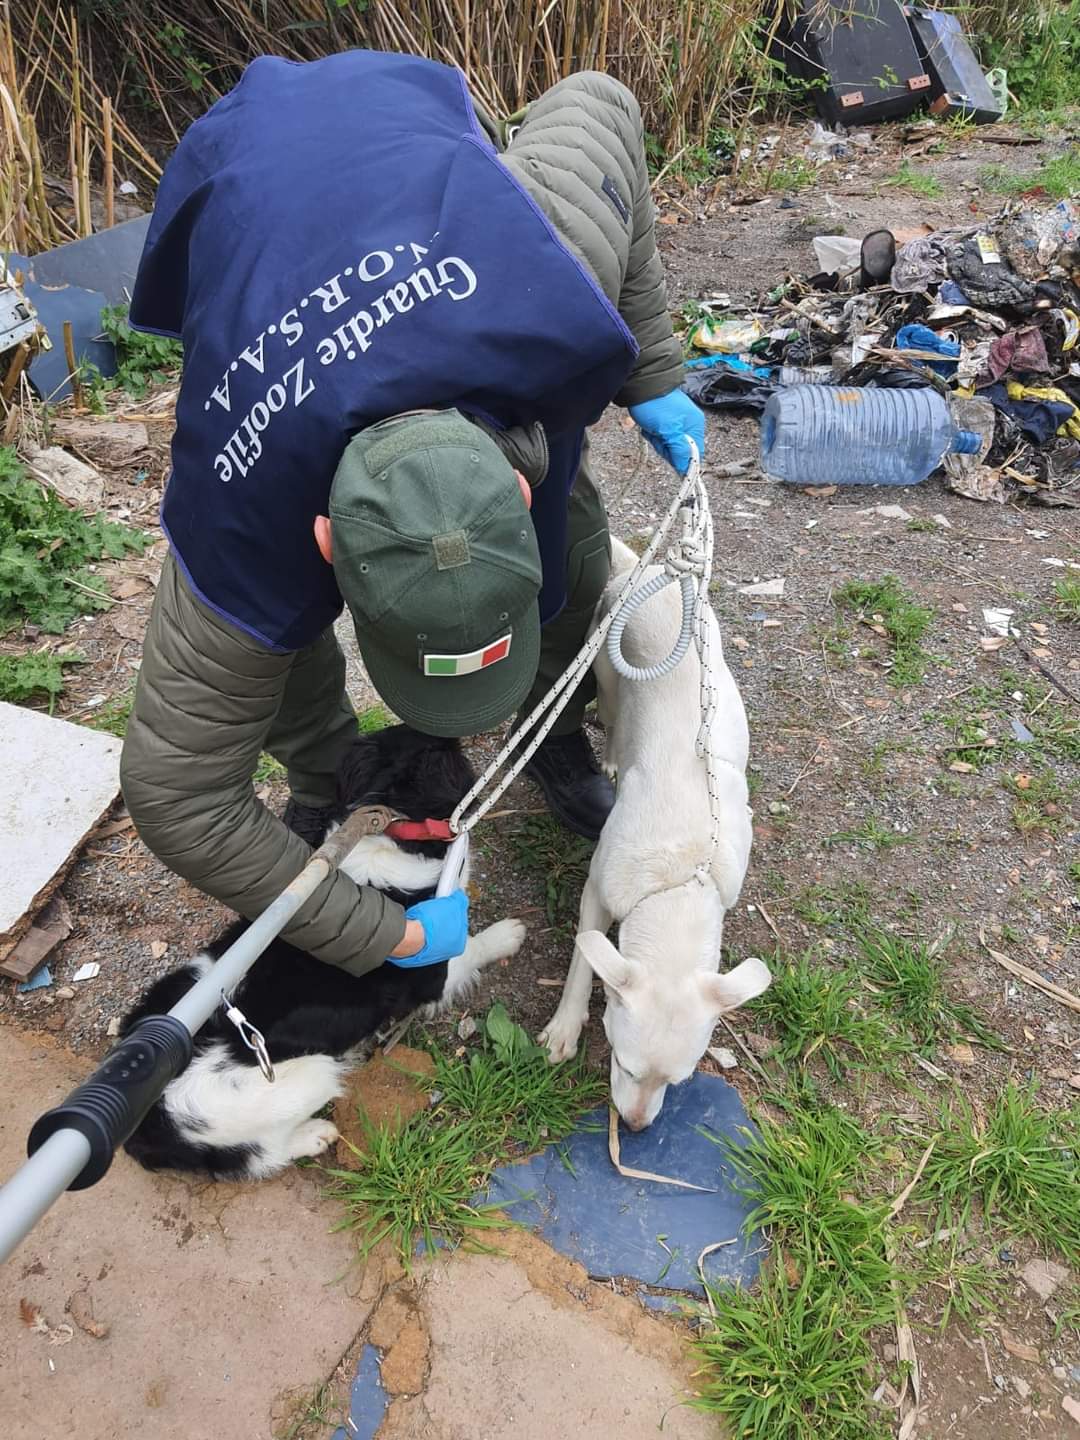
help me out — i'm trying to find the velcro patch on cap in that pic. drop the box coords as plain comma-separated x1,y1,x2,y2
423,633,512,677
433,529,471,570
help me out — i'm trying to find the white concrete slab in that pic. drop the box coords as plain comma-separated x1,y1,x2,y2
0,703,121,946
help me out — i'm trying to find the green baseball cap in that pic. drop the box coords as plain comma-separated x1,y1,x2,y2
329,410,542,738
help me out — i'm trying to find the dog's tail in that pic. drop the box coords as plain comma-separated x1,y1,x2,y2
609,534,640,580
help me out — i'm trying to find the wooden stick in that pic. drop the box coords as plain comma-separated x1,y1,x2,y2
979,932,1080,1014
102,96,113,229
1,340,29,403
61,320,83,409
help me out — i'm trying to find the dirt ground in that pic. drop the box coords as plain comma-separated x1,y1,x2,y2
2,119,1078,1436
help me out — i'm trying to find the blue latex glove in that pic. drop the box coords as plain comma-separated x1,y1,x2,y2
386,889,469,968
629,389,706,474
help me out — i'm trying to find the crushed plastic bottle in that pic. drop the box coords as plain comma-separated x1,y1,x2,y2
761,385,980,487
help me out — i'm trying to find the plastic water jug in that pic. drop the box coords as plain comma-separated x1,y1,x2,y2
760,386,981,487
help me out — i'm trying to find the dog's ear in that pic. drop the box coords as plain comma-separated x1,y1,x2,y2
577,931,642,995
336,734,384,811
699,957,771,1014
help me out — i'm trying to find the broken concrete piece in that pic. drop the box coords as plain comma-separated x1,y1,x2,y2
23,445,104,510
1020,1257,1068,1300
863,504,912,521
0,704,120,952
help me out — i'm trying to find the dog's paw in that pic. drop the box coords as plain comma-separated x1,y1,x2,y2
484,917,527,959
538,1012,585,1064
288,1119,339,1160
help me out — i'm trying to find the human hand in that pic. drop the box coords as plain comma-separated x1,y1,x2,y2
628,390,706,474
386,889,469,968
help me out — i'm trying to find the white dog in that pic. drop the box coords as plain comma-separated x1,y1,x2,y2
540,537,770,1128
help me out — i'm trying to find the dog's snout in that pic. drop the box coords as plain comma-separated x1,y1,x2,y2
622,1110,650,1132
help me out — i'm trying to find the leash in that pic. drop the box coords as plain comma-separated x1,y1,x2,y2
448,440,725,885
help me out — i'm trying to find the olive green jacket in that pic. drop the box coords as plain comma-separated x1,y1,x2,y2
120,72,683,977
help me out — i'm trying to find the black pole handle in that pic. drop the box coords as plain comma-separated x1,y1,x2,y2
27,1016,193,1190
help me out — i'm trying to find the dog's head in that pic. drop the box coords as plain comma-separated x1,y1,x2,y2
335,724,474,834
578,886,770,1130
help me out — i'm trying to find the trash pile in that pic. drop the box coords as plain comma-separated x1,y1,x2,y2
683,199,1080,504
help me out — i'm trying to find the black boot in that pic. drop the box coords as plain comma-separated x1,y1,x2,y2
524,729,614,842
282,798,335,849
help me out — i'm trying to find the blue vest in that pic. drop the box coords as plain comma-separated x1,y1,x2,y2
131,52,638,650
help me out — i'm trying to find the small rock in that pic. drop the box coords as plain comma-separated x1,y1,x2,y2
883,1343,898,1364
1071,1365,1080,1386
738,578,786,598
767,800,790,816
947,1043,976,1067
1063,1396,1080,1428
54,986,76,1001
998,1247,1015,1264
1001,1331,1040,1363
707,1047,738,1070
745,1033,773,1059
149,941,168,960
993,1373,1006,1391
1012,1377,1031,1402
456,1015,477,1041
1053,1365,1068,1381
1021,1257,1068,1300
106,1017,122,1038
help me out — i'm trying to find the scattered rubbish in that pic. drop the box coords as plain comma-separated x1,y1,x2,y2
16,965,53,994
691,317,764,354
982,607,1014,635
72,962,100,982
683,197,1080,505
707,1047,738,1070
607,1107,713,1192
761,386,979,487
1010,717,1035,743
737,578,786,598
19,1299,74,1346
106,1016,122,1038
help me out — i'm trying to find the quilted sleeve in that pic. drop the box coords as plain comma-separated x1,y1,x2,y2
119,555,406,975
502,72,684,407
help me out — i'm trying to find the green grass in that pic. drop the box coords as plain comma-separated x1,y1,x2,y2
749,952,896,1079
918,1083,1080,1261
834,576,934,688
254,752,287,782
854,930,998,1051
764,157,816,193
1053,575,1080,622
791,880,873,930
824,818,910,852
86,686,136,738
980,147,1080,200
1071,859,1080,900
914,1234,1003,1333
329,1005,604,1262
0,649,83,708
883,161,944,198
510,814,592,931
85,304,183,403
274,1381,342,1440
0,446,147,633
356,702,393,732
694,1105,897,1440
1004,766,1073,835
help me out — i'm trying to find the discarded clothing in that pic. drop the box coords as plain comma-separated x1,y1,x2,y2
947,235,1035,311
986,326,1050,381
981,382,1076,445
1006,381,1080,440
938,279,970,306
896,323,960,376
891,235,951,293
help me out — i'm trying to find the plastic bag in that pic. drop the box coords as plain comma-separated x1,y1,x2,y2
999,200,1080,282
690,318,764,354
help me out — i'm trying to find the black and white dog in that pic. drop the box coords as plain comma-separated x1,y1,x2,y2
122,726,525,1181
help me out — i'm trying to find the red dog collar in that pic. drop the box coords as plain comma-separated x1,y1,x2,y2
383,817,455,843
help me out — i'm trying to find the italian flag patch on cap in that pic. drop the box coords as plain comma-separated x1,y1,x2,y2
423,633,512,677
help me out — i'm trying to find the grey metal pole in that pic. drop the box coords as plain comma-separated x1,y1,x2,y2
0,1130,91,1264
0,804,399,1265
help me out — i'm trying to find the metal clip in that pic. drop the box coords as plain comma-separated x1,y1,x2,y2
221,990,275,1082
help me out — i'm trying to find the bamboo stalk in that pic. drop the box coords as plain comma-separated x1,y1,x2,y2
62,320,83,410
102,95,114,229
